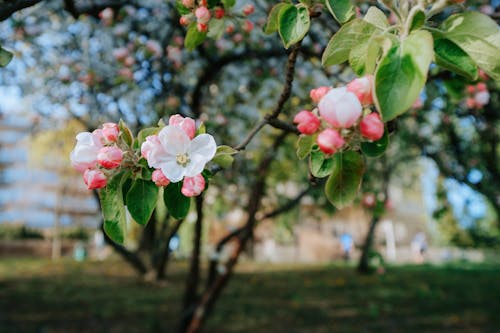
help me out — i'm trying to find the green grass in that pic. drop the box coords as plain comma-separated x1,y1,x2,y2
0,258,499,333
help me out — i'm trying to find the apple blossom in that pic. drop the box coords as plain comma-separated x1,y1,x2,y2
180,16,191,26
360,113,384,141
474,91,490,107
181,174,206,197
293,110,320,135
243,20,254,33
346,75,374,105
97,146,123,169
476,82,487,92
102,122,119,142
112,47,129,61
70,131,103,172
142,125,216,183
195,6,211,24
146,40,163,57
243,4,255,16
141,135,163,159
309,86,330,104
318,87,362,128
83,169,107,190
152,169,171,187
214,7,225,19
169,114,196,139
197,23,208,33
317,128,345,155
182,0,194,8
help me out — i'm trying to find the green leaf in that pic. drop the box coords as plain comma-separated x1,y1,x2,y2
264,3,288,35
118,119,134,147
175,1,191,15
185,24,207,51
324,151,364,209
278,4,310,49
212,145,237,168
360,128,389,157
364,6,388,30
408,9,425,32
322,19,377,67
126,179,158,225
349,32,382,76
310,150,334,178
99,172,129,244
439,12,500,82
374,30,433,121
196,122,206,135
208,18,225,39
164,182,191,220
434,38,478,81
0,47,13,67
137,127,159,148
296,135,314,160
222,0,236,8
325,0,355,24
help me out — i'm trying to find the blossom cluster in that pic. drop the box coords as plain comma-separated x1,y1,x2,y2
465,82,490,109
70,115,216,197
179,0,254,33
294,75,384,155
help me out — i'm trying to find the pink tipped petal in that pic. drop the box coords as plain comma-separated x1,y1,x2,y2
181,174,206,197
360,113,384,141
318,87,362,128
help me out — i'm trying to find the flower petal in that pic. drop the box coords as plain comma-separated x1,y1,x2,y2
158,125,190,156
188,133,216,162
161,161,185,183
184,154,207,177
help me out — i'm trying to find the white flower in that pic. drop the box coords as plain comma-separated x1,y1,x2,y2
143,125,216,183
70,132,103,172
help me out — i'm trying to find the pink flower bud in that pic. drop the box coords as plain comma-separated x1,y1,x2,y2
243,4,255,16
465,97,476,109
182,0,195,8
474,91,490,107
309,86,330,104
293,110,320,135
195,6,211,24
141,135,162,160
168,114,196,139
197,23,208,33
226,24,234,34
346,75,374,105
214,7,225,19
318,87,362,128
466,85,476,94
112,47,129,61
181,174,206,197
97,146,123,169
180,15,191,26
102,122,119,142
70,132,103,173
476,82,487,92
360,112,384,141
243,20,254,33
317,128,345,155
152,169,171,187
124,56,135,67
83,169,107,190
99,8,113,21
146,40,163,57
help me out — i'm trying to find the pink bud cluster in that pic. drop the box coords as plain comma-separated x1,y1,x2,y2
294,75,385,155
70,123,123,190
465,82,490,109
179,1,254,34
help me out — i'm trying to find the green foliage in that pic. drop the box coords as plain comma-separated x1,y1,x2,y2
136,127,159,148
434,38,478,81
324,151,364,209
325,0,355,24
118,119,134,147
126,179,158,225
309,150,334,178
184,24,207,51
438,12,500,82
0,47,13,67
100,172,129,244
278,4,310,49
164,182,191,220
212,145,237,168
374,31,434,121
264,3,288,34
0,225,44,240
361,129,389,157
296,135,314,160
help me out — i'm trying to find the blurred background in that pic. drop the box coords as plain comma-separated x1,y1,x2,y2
0,0,499,332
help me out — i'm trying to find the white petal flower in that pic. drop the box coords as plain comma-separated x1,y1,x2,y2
70,132,103,172
147,125,217,183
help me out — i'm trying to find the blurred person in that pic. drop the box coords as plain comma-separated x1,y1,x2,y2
340,233,353,261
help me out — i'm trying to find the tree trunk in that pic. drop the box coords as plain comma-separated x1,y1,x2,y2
357,215,379,274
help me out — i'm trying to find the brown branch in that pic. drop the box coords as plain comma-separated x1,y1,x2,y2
234,42,302,151
260,186,311,221
156,218,184,280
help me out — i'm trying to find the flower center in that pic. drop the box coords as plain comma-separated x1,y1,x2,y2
176,153,190,167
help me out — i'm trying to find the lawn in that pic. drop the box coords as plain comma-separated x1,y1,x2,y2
0,258,499,333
